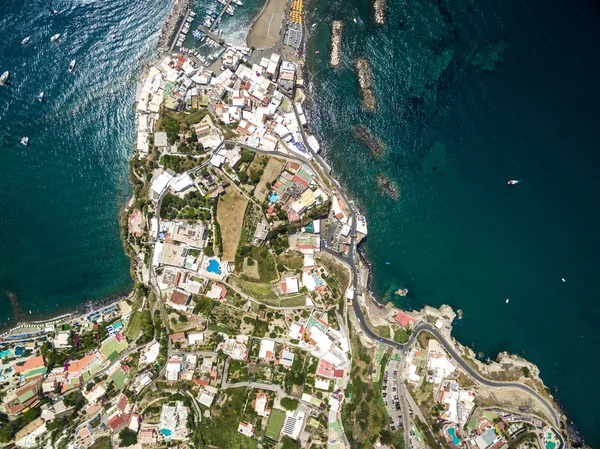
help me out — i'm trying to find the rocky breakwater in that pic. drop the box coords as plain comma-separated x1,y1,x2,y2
375,173,398,199
157,0,194,53
330,21,343,68
355,58,375,112
373,0,386,25
352,124,385,157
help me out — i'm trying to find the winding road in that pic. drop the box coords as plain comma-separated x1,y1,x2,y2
227,111,563,431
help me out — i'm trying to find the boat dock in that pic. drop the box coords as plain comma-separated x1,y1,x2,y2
169,8,193,52
211,0,233,31
197,25,225,45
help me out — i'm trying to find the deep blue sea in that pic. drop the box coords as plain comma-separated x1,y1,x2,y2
304,0,600,445
0,0,261,322
0,0,175,321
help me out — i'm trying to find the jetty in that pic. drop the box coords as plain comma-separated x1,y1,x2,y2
197,25,225,45
330,20,343,68
355,58,376,112
212,0,233,31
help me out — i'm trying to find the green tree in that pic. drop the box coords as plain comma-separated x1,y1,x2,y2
280,397,299,411
119,428,138,447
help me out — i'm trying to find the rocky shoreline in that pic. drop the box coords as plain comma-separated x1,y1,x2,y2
355,58,376,112
157,0,194,53
352,124,385,156
330,20,343,68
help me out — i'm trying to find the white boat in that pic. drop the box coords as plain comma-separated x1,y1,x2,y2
50,9,58,15
189,11,196,16
68,60,76,72
353,18,357,23
22,36,31,45
0,71,9,86
226,5,234,15
50,33,61,42
38,91,44,102
232,0,243,5
21,137,29,146
505,298,509,304
507,180,520,186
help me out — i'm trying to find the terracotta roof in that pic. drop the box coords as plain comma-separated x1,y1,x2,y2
395,310,415,327
116,394,129,411
13,356,45,373
170,290,190,305
68,354,96,373
108,413,129,431
170,332,186,342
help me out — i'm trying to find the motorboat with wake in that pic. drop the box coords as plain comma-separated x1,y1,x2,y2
507,180,521,186
22,36,31,45
0,71,9,86
50,33,61,42
68,60,76,72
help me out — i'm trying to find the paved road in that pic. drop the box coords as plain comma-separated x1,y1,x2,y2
222,379,326,416
229,116,563,430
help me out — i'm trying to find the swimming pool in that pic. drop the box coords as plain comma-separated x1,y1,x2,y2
269,193,280,203
546,442,556,449
447,427,461,446
0,350,12,358
160,428,172,437
207,259,221,275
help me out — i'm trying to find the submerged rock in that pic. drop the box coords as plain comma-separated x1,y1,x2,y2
352,125,385,157
466,39,509,73
375,173,399,199
421,141,447,174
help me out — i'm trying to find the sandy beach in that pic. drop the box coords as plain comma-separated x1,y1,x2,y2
247,0,287,49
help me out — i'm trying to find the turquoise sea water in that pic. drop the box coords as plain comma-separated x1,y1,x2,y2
304,0,600,445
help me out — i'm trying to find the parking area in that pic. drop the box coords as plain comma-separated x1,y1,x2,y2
383,360,404,432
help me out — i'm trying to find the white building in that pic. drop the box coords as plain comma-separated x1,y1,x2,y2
150,169,175,201
281,409,305,440
258,339,276,361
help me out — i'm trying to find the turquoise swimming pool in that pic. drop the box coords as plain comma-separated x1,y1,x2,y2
269,193,280,203
546,442,556,449
207,259,221,275
447,427,461,446
0,350,12,358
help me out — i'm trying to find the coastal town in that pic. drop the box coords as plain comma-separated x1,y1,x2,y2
0,1,573,449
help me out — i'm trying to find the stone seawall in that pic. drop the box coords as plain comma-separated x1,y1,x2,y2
355,58,375,112
157,0,194,53
373,0,386,25
330,21,343,68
